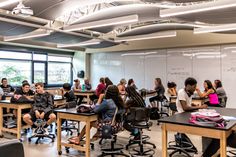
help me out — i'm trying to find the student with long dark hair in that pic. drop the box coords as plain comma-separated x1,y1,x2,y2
196,80,220,107
214,79,227,107
104,77,113,89
69,85,125,145
127,78,137,89
149,78,165,108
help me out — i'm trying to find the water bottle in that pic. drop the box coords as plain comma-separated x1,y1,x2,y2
82,84,85,91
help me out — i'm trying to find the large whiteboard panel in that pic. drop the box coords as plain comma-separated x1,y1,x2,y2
167,49,192,90
144,50,167,90
192,46,221,91
221,45,236,108
123,53,145,89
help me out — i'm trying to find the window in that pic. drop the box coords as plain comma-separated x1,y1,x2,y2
0,50,73,87
0,60,31,86
48,62,71,84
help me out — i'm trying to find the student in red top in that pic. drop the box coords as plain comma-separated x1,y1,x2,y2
90,77,106,102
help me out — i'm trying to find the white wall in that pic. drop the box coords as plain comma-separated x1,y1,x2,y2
90,44,236,108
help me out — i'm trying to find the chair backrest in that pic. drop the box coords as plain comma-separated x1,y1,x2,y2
0,140,24,157
219,96,228,108
129,107,150,122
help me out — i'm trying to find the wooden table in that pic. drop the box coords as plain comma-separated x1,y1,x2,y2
0,100,32,139
55,108,97,157
159,107,236,157
74,90,95,104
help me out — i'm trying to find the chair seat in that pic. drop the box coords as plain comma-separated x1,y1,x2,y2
132,121,153,129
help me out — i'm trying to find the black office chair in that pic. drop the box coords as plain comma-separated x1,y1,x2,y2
127,107,156,157
98,110,130,157
0,140,24,157
159,96,169,117
168,133,198,157
219,96,228,108
28,119,55,144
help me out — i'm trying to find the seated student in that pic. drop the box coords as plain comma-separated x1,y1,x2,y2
0,87,3,100
90,77,106,102
105,77,113,89
214,79,227,107
84,78,92,91
176,77,207,153
123,86,145,139
203,132,236,157
196,80,220,107
149,78,165,108
23,83,56,133
127,78,138,89
62,83,76,102
166,81,177,101
0,78,14,95
117,78,127,95
69,85,125,144
72,79,84,105
13,82,35,101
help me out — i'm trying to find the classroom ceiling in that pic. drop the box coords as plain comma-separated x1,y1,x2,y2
0,0,235,51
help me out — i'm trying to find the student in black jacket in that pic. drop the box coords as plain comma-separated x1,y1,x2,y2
23,83,56,129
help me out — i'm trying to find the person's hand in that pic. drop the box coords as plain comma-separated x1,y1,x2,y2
39,112,45,119
195,86,200,91
14,94,21,100
200,104,208,109
35,110,40,119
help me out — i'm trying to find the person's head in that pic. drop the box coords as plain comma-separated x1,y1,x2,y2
214,79,222,89
105,85,124,109
74,79,80,86
167,82,176,89
105,77,113,87
35,82,44,94
1,78,8,86
22,82,30,93
84,78,90,84
119,78,127,86
204,80,214,91
99,77,105,84
184,77,197,95
155,78,162,87
128,79,134,86
22,80,28,84
63,83,71,91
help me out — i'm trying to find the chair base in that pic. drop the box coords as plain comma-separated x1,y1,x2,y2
28,133,55,144
130,145,155,157
126,135,156,150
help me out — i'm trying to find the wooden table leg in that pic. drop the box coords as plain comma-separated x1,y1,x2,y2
162,124,167,157
87,95,90,104
0,106,3,137
57,115,62,154
16,107,22,139
220,131,227,157
85,120,91,157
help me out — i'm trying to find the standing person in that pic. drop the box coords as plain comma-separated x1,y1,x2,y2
84,78,92,91
104,77,113,89
214,79,227,107
149,78,165,108
196,80,220,107
0,78,14,95
117,78,127,95
176,77,208,153
127,78,138,89
23,83,56,133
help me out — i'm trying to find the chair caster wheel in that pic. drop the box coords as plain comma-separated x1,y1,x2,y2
0,135,4,138
91,144,94,150
28,138,31,142
52,139,54,142
58,151,62,155
35,141,39,144
126,146,129,150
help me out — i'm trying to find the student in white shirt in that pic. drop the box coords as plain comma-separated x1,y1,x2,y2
176,77,207,154
177,77,207,113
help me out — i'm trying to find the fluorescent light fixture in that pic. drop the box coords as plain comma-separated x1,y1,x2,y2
116,31,176,42
194,23,236,34
160,0,236,17
4,30,50,41
64,14,138,32
57,39,101,48
121,52,158,56
223,47,236,50
0,0,19,8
